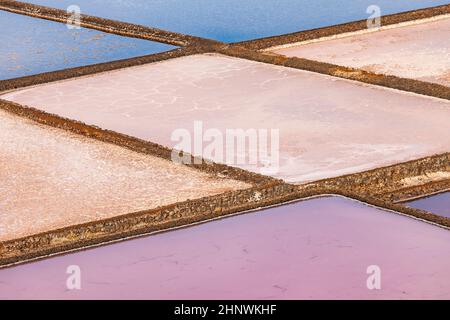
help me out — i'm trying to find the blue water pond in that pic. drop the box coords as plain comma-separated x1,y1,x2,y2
24,0,450,42
0,10,176,80
406,192,450,218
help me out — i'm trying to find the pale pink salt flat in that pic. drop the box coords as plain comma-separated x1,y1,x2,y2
274,17,450,86
0,196,449,300
2,54,450,183
0,109,249,241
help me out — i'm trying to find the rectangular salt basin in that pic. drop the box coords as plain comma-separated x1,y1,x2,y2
1,196,450,300
0,109,248,241
0,10,175,80
22,0,450,42
274,16,450,86
3,54,450,183
406,192,450,217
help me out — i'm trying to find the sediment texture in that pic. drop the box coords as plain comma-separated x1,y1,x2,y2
274,17,450,86
0,108,249,242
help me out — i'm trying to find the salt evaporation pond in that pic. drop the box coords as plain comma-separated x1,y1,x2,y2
0,10,175,80
274,17,450,86
3,54,450,183
0,109,248,241
1,196,449,300
406,192,450,217
22,0,450,42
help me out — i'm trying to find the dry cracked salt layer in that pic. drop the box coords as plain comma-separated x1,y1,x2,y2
0,109,249,242
406,192,450,218
0,10,175,80
3,54,450,183
1,196,450,300
273,16,450,87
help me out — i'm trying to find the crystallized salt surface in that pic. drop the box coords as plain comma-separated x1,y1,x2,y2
1,196,450,300
23,0,450,42
0,109,249,241
4,54,450,183
274,17,450,86
0,10,175,80
406,192,450,217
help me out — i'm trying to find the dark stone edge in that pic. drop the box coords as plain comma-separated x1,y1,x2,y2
3,175,450,268
0,0,217,46
0,99,276,186
2,2,450,101
383,180,450,203
0,182,299,267
327,191,450,230
237,3,450,50
0,2,448,267
302,153,450,196
0,97,448,267
214,45,450,101
0,46,216,93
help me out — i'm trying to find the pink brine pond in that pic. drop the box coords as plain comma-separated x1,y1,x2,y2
2,54,450,183
1,196,449,300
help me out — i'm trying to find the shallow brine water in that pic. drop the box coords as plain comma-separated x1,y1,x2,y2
274,17,450,86
1,196,449,300
23,0,450,42
406,192,450,217
0,10,175,80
